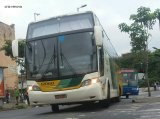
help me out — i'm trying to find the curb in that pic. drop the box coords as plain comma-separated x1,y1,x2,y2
132,96,160,103
0,103,29,111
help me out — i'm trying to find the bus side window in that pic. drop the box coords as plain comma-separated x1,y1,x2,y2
99,47,104,76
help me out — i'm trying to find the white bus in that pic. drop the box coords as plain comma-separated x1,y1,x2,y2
13,11,122,112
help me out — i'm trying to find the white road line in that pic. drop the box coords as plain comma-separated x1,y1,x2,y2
139,109,160,112
78,114,86,117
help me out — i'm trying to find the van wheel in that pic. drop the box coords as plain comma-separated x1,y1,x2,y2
51,104,59,112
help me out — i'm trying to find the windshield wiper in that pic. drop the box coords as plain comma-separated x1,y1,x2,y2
41,44,57,78
36,40,46,73
59,43,77,76
27,40,47,75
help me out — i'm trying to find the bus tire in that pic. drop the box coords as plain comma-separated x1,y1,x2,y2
51,104,59,112
126,94,129,99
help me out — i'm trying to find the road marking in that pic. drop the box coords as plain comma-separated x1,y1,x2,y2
114,109,135,112
91,112,96,113
139,109,160,112
78,114,85,117
65,117,79,119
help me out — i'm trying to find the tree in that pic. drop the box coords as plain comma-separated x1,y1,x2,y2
1,39,26,75
0,40,13,57
118,52,145,71
154,9,160,29
130,6,156,30
119,6,156,53
130,6,156,96
118,6,159,96
0,39,25,58
119,22,148,53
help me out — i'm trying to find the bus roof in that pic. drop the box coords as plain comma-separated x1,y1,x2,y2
29,11,94,25
120,69,136,73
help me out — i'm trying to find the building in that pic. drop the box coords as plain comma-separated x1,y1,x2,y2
0,22,18,90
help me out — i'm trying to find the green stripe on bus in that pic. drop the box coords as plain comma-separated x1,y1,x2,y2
57,77,83,88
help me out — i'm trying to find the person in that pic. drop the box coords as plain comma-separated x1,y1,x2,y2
154,82,157,91
14,87,19,105
5,90,9,103
24,89,30,106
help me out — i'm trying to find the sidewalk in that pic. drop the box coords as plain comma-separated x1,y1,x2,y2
0,99,29,111
132,89,160,103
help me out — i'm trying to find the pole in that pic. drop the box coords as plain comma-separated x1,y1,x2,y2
34,13,40,21
145,40,151,97
20,62,24,102
77,8,79,12
77,4,87,12
34,13,36,21
20,67,23,102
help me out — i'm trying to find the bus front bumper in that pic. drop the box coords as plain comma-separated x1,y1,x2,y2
28,83,103,105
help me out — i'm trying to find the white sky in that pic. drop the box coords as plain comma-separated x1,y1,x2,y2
0,0,160,56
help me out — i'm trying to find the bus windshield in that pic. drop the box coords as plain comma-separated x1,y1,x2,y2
122,72,138,86
26,32,97,80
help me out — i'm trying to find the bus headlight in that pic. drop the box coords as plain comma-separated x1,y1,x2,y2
81,78,99,87
28,85,41,91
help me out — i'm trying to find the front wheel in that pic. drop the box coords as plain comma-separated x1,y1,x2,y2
51,104,59,112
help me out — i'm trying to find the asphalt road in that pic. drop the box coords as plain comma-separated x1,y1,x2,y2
1,95,160,119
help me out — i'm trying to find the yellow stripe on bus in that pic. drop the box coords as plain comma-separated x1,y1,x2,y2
37,80,81,92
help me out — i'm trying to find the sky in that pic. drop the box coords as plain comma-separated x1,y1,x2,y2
0,0,160,56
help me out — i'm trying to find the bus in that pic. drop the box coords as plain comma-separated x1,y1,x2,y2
120,69,139,98
12,11,122,112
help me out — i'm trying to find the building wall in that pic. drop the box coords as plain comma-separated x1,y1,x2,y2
0,22,18,90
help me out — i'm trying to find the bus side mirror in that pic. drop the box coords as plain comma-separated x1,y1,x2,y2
94,26,103,46
12,39,18,57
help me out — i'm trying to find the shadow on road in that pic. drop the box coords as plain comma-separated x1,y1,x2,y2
36,101,120,115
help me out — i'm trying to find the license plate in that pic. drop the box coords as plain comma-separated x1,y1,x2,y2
55,94,67,99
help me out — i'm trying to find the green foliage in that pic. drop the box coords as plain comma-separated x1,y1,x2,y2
119,22,147,53
154,8,160,29
119,6,160,88
0,39,25,58
0,40,13,57
119,6,157,53
130,6,156,29
119,50,160,87
118,23,130,33
118,52,145,70
148,49,160,83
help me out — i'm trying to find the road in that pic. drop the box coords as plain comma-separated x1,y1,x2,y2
0,95,160,119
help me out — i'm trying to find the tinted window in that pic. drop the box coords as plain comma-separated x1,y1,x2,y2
27,13,94,39
26,32,97,80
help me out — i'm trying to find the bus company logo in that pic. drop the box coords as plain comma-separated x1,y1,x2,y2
40,82,55,86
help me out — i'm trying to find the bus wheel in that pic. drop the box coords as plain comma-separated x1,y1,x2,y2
126,94,129,99
51,104,59,112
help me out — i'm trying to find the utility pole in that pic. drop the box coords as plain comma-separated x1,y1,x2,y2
145,39,151,97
